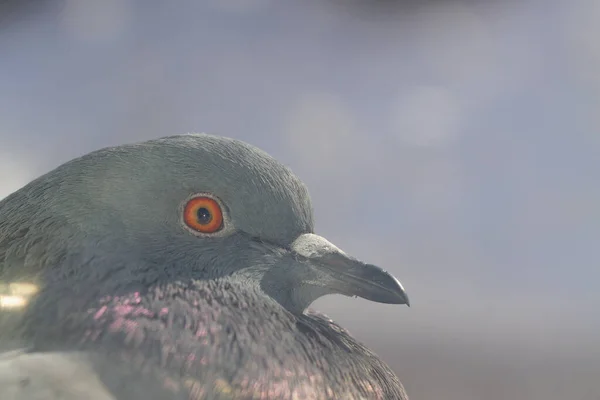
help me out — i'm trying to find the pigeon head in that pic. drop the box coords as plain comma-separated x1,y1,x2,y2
0,134,408,315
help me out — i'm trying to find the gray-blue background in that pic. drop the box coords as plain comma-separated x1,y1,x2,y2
1,1,599,398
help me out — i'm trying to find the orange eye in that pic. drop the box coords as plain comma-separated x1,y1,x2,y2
183,196,224,234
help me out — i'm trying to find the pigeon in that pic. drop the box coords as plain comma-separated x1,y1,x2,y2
0,134,410,399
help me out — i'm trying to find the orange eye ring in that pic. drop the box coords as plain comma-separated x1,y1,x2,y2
183,196,224,234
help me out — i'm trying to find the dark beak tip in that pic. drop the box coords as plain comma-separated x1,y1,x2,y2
303,246,410,308
392,292,410,307
386,274,410,307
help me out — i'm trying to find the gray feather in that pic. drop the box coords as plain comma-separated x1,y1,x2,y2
0,133,408,400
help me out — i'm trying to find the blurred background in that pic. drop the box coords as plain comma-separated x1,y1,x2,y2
1,0,599,399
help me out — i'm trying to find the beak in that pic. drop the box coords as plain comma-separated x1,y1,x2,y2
291,233,410,306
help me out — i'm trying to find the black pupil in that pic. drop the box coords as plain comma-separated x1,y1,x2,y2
196,207,213,225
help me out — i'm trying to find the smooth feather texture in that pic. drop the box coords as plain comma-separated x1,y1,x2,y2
8,278,407,399
0,134,409,399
